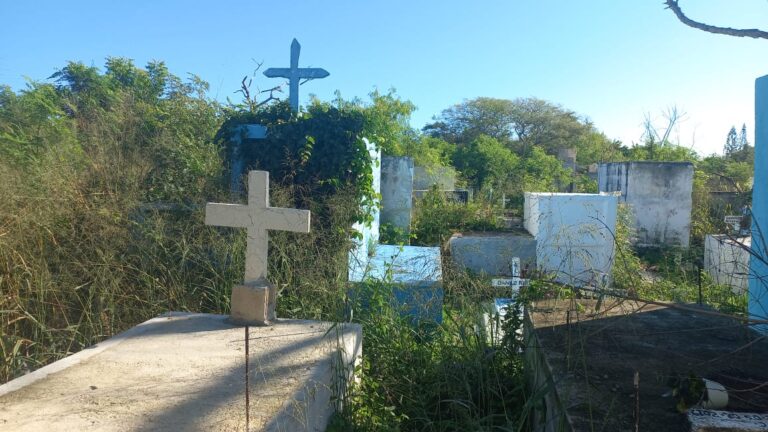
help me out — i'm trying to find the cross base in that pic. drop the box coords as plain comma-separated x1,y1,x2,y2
229,278,277,326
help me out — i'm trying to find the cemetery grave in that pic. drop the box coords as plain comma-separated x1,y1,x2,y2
598,161,694,248
2,26,768,432
349,144,444,323
525,298,768,432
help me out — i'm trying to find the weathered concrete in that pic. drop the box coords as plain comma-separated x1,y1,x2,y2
0,313,362,432
598,161,693,247
448,231,536,277
380,156,414,233
413,165,456,191
525,299,768,432
750,75,768,328
524,193,617,287
704,235,751,294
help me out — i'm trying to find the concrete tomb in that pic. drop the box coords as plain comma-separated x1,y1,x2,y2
0,313,361,432
524,192,618,288
598,161,693,248
704,235,751,295
448,230,536,277
350,145,443,323
750,74,768,329
263,38,329,112
206,170,311,326
525,298,768,431
380,156,414,234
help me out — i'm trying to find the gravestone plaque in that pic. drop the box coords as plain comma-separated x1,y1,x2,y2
688,409,768,432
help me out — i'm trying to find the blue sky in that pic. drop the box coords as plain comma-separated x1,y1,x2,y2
2,1,768,155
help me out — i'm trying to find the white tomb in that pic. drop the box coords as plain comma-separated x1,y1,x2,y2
524,192,618,287
704,235,751,294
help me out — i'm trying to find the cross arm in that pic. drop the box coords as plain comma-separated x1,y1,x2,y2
205,203,251,228
264,208,311,233
299,68,330,79
263,68,291,78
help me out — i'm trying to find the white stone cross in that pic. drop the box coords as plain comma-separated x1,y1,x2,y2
206,170,311,283
263,38,329,112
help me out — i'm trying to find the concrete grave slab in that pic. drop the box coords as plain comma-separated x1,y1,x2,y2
0,313,361,432
448,231,536,277
525,299,768,432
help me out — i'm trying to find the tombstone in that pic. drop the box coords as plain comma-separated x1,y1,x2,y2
230,124,267,197
704,235,751,294
598,161,694,247
263,39,329,112
206,170,311,325
413,165,456,191
557,148,577,192
380,156,414,234
349,139,381,276
750,74,768,329
349,146,443,323
524,192,618,288
448,231,536,277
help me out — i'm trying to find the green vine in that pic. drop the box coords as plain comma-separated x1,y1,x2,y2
216,101,377,226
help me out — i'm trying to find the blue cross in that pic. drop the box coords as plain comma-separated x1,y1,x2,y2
263,39,329,112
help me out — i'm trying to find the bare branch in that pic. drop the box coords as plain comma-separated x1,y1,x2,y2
665,1,768,39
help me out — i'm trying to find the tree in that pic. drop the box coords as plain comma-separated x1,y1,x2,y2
725,126,740,156
664,1,768,39
423,97,516,145
452,135,518,191
424,97,613,159
739,123,749,149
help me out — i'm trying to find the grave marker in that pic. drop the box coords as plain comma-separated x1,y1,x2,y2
230,124,267,197
206,170,311,325
264,39,329,112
